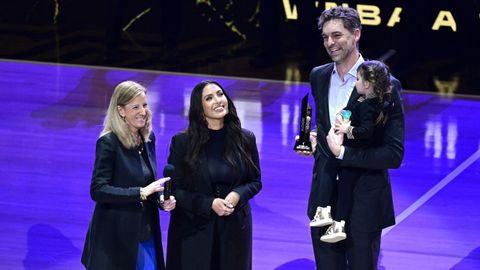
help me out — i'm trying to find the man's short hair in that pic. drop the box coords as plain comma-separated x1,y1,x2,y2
318,6,362,34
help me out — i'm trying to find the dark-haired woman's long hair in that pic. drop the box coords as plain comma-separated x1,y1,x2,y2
184,80,259,184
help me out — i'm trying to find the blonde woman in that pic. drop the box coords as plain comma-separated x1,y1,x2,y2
82,81,175,270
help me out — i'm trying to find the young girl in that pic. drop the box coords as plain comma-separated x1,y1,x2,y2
309,60,394,243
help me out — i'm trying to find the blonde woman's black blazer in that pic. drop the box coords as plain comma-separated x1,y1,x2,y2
81,132,165,270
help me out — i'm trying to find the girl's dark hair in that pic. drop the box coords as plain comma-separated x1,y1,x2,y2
184,80,259,182
357,60,393,125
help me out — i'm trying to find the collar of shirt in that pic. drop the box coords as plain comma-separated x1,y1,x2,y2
331,55,365,82
328,55,365,126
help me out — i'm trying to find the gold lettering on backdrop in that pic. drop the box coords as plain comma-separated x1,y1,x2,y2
432,11,457,32
282,1,459,32
325,2,336,10
282,0,298,19
357,4,381,25
433,76,459,96
325,2,349,10
286,64,302,82
387,7,402,27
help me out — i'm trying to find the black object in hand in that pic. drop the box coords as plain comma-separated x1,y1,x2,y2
293,93,313,152
162,164,174,200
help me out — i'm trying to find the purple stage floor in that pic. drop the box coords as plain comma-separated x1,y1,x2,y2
1,59,479,269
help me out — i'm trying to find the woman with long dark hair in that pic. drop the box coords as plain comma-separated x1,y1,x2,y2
165,80,262,270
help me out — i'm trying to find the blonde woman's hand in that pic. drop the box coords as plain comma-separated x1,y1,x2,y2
143,177,170,197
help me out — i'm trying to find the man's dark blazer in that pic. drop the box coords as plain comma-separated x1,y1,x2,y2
308,62,405,232
81,132,165,270
165,129,262,270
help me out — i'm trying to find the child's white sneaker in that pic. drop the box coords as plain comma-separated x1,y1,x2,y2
309,206,333,227
320,220,346,243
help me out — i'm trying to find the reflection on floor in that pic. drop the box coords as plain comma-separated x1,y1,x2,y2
1,59,479,269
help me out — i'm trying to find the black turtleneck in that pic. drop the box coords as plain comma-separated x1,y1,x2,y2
206,128,234,186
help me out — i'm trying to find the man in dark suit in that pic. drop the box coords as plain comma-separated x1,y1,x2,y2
299,6,405,270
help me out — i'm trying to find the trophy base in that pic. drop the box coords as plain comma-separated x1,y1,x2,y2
294,141,313,152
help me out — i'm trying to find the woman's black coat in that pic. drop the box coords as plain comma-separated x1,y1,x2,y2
165,129,262,270
81,132,165,270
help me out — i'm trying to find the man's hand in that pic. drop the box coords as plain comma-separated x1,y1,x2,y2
326,127,343,157
294,131,317,156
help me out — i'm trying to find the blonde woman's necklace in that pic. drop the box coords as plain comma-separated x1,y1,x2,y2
138,142,144,155
134,133,143,154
